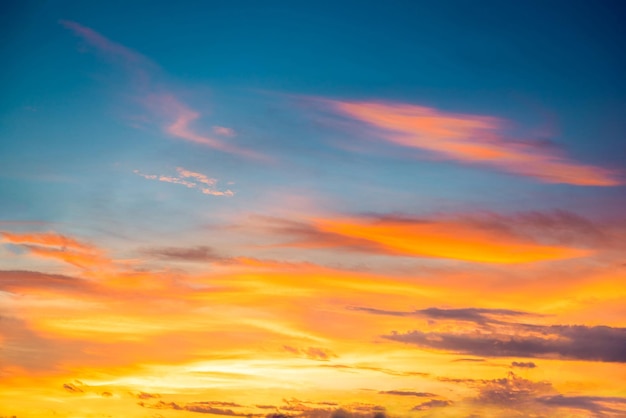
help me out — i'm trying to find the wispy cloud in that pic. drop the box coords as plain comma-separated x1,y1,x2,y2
411,399,453,411
133,167,234,196
59,20,147,66
320,99,622,186
148,94,265,159
374,306,626,362
61,21,259,158
264,214,591,264
1,231,108,269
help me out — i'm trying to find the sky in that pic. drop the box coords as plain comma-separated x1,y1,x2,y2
1,1,626,417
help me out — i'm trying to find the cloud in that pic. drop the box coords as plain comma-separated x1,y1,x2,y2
145,246,222,262
440,372,626,416
61,21,261,158
537,395,626,416
321,99,622,186
136,392,160,400
283,345,337,361
150,95,262,159
213,126,236,137
1,231,91,251
319,364,428,377
411,399,453,411
265,214,591,264
474,372,553,405
140,400,248,416
1,232,108,269
62,383,84,393
59,20,147,66
134,167,234,196
383,321,626,363
0,270,93,294
511,361,536,369
350,306,532,324
378,390,438,398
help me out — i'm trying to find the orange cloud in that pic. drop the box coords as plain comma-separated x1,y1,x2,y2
1,231,92,251
325,100,621,186
274,216,590,264
1,231,109,270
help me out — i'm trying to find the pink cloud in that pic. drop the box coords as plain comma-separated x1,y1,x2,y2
144,94,266,159
133,168,234,197
61,21,263,160
213,126,236,137
324,99,622,186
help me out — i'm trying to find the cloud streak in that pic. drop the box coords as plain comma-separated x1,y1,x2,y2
133,167,234,196
61,21,260,159
266,214,591,264
322,99,622,186
1,231,108,269
381,316,626,363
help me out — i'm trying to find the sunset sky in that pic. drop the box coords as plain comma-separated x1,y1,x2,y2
1,1,626,417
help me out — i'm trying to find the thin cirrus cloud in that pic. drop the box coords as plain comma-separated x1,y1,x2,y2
321,99,622,186
266,214,591,264
1,231,108,269
147,94,266,160
133,167,234,196
61,20,259,159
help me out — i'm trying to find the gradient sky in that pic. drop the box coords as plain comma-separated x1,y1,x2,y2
2,1,626,417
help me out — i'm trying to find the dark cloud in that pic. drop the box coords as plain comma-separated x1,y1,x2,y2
379,390,437,398
384,323,626,362
511,361,536,368
140,400,248,415
137,391,160,399
474,372,553,405
411,399,452,411
304,347,336,361
62,383,84,393
144,246,222,262
0,270,93,294
537,395,626,416
255,216,390,254
283,346,337,360
101,391,113,397
319,363,428,377
350,306,533,325
452,358,485,363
